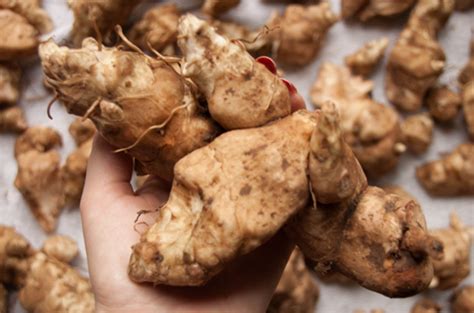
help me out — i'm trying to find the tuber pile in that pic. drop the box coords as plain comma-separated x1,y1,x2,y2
311,62,403,176
416,143,474,196
202,0,240,17
426,85,462,123
411,298,441,313
459,38,474,140
267,248,319,313
341,0,416,21
344,37,389,77
385,0,454,112
401,113,434,155
451,285,474,313
0,0,53,34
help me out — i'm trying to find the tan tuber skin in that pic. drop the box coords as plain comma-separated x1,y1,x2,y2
451,285,474,313
202,0,240,17
267,248,319,313
41,235,79,264
411,298,441,313
0,106,27,133
341,0,416,21
0,283,6,313
385,0,454,112
459,39,474,140
311,62,404,176
40,37,218,180
267,3,338,66
426,85,462,123
345,37,389,77
0,0,53,34
0,9,38,60
0,63,21,106
178,14,291,130
401,113,434,155
416,143,474,196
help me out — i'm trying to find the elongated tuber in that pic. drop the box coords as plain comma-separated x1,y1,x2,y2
416,143,474,196
41,235,79,264
14,127,65,232
0,9,38,60
341,0,415,21
267,248,319,313
0,106,27,133
385,0,454,112
0,0,53,34
311,62,403,176
451,285,474,313
345,37,389,77
202,0,240,17
401,113,434,155
178,14,291,129
0,63,21,106
411,299,441,313
69,118,95,146
40,37,218,179
267,3,338,66
0,283,6,313
426,86,461,123
459,39,474,139
62,138,93,204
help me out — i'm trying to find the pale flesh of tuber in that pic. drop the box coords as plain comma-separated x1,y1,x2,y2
41,235,79,264
451,285,474,313
0,0,53,34
344,37,389,77
416,143,474,195
459,39,474,140
401,113,434,155
341,0,416,21
411,298,441,313
426,85,462,123
0,63,21,106
0,9,38,60
202,0,240,17
0,106,27,133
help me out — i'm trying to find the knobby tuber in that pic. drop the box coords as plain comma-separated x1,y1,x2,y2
40,37,218,180
41,235,79,264
411,298,441,313
426,85,461,123
68,0,142,47
311,62,403,176
341,0,415,21
0,106,27,133
267,3,338,66
69,118,96,147
14,126,65,232
267,249,319,313
202,0,240,17
286,104,441,297
0,283,6,313
178,14,291,129
459,39,474,140
416,143,474,195
344,37,389,77
451,285,474,313
0,0,53,34
0,63,21,106
430,213,472,290
401,113,434,155
0,9,38,60
128,3,180,55
0,226,33,288
385,0,454,112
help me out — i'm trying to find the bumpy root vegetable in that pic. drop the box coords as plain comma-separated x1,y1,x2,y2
68,0,142,47
267,249,319,313
311,62,403,176
128,3,180,55
341,0,415,21
18,252,95,313
451,285,474,313
41,235,79,264
426,86,461,123
416,143,474,195
14,127,65,232
385,0,454,112
0,63,21,106
69,118,95,146
178,14,291,129
286,104,441,297
0,0,53,34
0,226,34,288
401,113,434,154
0,9,38,60
128,110,316,286
459,39,474,139
267,3,338,66
202,0,240,17
344,37,389,77
40,37,218,180
430,214,472,290
0,283,6,313
411,298,441,313
0,106,27,133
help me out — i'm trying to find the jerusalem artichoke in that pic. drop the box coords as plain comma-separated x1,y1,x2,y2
411,299,441,313
341,0,416,21
459,39,474,139
401,113,434,155
0,63,21,106
0,106,27,133
344,37,389,77
202,0,240,17
0,0,53,34
416,143,474,196
451,285,474,313
426,86,461,123
0,9,38,60
68,118,95,146
41,235,79,264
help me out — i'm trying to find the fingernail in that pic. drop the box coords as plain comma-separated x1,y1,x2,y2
256,56,277,74
282,79,297,94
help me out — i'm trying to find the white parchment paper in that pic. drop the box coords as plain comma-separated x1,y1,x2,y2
0,1,472,312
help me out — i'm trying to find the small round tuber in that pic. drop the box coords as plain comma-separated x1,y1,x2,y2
426,86,462,123
41,235,79,264
401,113,434,155
344,37,389,77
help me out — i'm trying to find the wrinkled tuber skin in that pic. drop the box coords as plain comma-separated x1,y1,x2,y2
0,106,27,133
385,0,454,112
202,0,240,17
267,3,338,66
459,40,474,139
40,38,218,180
0,63,21,106
311,62,403,176
14,127,65,233
128,3,180,55
178,15,291,130
401,113,434,155
267,249,319,313
455,0,474,9
451,285,474,313
286,104,440,297
41,235,79,264
68,0,142,47
0,226,34,288
129,111,317,286
430,214,472,290
0,0,53,34
345,37,389,77
0,283,6,313
19,252,95,313
426,86,461,123
0,9,38,60
341,0,416,21
416,143,474,196
69,118,96,147
411,298,441,313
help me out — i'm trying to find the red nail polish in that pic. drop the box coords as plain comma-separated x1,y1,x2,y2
256,56,277,74
282,79,297,94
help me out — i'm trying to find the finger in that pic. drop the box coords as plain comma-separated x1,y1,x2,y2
256,56,277,74
282,79,306,112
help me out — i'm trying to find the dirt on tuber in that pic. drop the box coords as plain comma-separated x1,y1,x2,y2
344,37,389,77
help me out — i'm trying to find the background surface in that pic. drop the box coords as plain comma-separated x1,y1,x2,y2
0,0,472,312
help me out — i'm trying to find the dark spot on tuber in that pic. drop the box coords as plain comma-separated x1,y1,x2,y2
239,184,252,196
